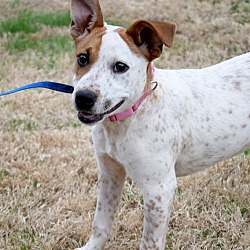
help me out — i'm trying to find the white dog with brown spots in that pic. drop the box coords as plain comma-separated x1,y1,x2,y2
70,0,250,249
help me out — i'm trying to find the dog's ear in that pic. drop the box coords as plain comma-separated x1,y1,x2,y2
126,20,176,61
70,0,104,40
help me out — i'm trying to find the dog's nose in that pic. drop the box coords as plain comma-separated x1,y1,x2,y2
75,90,97,111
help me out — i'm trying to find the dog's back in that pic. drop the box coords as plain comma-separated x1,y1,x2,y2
160,53,250,176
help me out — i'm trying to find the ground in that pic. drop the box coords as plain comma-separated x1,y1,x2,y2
0,0,249,249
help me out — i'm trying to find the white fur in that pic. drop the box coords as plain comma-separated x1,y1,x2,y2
74,25,250,250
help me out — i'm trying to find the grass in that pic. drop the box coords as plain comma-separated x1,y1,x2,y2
0,10,73,69
0,10,70,35
244,149,250,155
0,0,249,250
0,169,11,183
105,18,130,28
0,10,126,71
5,119,38,132
230,0,250,13
230,0,250,24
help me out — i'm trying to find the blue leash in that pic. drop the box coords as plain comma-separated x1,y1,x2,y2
0,81,74,96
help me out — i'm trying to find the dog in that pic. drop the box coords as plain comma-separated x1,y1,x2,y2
70,0,250,249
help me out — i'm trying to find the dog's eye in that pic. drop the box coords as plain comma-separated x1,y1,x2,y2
113,62,129,73
77,53,89,67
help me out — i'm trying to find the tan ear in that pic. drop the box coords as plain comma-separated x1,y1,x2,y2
70,0,104,40
126,20,176,61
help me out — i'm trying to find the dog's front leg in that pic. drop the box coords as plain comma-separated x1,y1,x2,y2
138,165,177,250
77,154,126,250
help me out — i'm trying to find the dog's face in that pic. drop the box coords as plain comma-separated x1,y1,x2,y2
72,25,150,124
70,0,176,124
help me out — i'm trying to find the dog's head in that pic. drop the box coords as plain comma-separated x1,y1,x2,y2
70,0,176,124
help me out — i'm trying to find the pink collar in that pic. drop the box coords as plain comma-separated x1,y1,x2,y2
108,64,157,122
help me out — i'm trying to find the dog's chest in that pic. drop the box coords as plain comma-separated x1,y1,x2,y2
93,123,142,164
93,125,130,163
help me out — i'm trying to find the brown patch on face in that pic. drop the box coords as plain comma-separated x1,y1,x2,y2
115,28,144,57
116,28,153,92
73,27,106,80
234,81,242,91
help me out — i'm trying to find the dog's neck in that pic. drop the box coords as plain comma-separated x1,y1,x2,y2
108,64,156,122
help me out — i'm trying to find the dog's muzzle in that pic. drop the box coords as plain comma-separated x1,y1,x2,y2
75,90,97,111
75,89,125,124
74,89,100,124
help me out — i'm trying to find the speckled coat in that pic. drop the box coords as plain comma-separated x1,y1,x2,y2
70,0,250,249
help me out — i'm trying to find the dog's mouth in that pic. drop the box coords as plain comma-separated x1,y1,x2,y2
78,100,125,124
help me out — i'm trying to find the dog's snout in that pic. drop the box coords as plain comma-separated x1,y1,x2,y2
75,90,97,111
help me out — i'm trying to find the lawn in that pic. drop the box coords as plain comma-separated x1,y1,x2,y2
0,0,249,249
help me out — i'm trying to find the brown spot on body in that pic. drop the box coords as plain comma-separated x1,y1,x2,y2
234,81,242,91
223,75,232,81
104,100,111,110
155,195,162,203
222,135,229,140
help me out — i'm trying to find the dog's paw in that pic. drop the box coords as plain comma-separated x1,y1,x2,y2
74,235,105,250
74,244,100,250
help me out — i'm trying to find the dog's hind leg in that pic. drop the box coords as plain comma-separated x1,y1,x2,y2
77,154,126,250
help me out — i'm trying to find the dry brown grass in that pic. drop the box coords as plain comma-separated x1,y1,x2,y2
0,0,249,249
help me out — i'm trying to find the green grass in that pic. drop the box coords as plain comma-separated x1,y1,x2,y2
6,33,72,53
0,10,70,35
240,206,248,216
0,10,74,70
230,0,250,13
9,0,22,9
230,0,250,24
0,11,38,35
0,169,11,183
0,10,72,55
15,230,37,250
105,18,129,28
6,119,38,132
244,149,250,155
